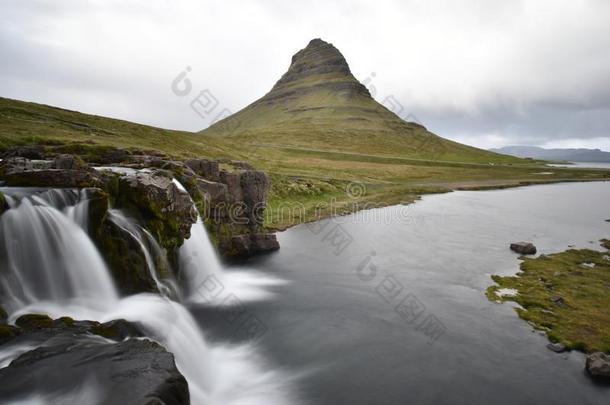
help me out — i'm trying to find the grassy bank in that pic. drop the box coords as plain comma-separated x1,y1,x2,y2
487,240,610,353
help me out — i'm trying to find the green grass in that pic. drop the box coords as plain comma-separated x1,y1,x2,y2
487,241,610,353
2,96,610,230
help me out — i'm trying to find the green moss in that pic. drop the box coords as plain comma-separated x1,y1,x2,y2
53,316,75,327
0,324,19,341
87,188,110,237
487,241,610,353
15,314,54,329
0,191,8,217
90,323,120,339
94,219,158,294
0,306,7,324
601,239,610,250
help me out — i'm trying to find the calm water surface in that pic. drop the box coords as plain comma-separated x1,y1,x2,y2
195,181,610,405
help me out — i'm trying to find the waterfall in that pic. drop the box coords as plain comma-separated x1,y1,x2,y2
0,186,298,405
0,189,118,312
180,218,223,292
107,209,179,298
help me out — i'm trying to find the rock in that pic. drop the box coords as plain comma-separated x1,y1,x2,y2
0,324,20,344
0,306,7,324
1,156,105,188
547,342,567,353
550,296,566,307
220,171,244,203
510,242,537,255
0,338,189,405
586,352,610,380
52,154,87,170
240,170,270,226
4,168,105,188
223,233,280,258
196,178,228,206
185,158,220,181
231,160,255,170
227,235,249,257
15,314,54,329
0,156,34,173
91,319,144,340
118,170,196,246
0,145,45,160
0,191,8,216
94,216,161,295
251,233,280,253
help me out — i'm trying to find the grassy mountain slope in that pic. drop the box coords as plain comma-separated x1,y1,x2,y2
0,97,238,159
200,39,521,164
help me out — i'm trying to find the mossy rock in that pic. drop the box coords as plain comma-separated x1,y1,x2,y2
0,191,8,217
52,316,75,328
0,306,8,324
0,324,19,343
93,218,158,295
86,188,110,238
15,314,54,329
91,319,143,340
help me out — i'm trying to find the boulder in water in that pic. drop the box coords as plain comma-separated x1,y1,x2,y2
586,352,610,380
252,233,280,252
223,233,280,257
510,242,537,255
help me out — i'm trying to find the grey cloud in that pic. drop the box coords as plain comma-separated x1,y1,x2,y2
0,0,608,150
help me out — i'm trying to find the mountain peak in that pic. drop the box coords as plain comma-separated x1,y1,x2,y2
200,39,507,163
270,38,362,95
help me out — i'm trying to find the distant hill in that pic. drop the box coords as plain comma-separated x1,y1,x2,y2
490,146,610,162
200,38,521,164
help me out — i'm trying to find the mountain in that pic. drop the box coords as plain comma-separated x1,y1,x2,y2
200,39,519,163
490,146,610,162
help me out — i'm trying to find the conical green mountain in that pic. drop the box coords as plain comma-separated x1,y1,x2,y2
206,38,514,163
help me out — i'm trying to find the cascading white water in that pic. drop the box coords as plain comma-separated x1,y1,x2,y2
180,217,287,304
107,209,178,298
0,189,118,312
0,186,299,405
180,218,223,288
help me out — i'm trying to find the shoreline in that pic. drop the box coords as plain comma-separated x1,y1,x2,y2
268,178,610,233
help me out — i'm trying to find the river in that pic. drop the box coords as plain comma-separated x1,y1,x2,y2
197,181,610,405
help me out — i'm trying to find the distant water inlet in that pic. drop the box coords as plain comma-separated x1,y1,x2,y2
0,186,299,405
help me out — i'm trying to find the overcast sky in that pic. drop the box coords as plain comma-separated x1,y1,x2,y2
1,0,609,150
